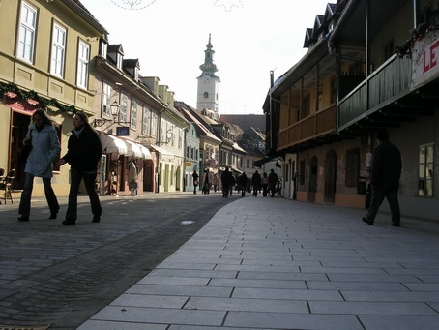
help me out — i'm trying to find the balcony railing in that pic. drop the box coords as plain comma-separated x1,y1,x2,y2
338,55,412,130
278,104,337,149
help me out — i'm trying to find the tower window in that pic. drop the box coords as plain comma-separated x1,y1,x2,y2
204,92,209,99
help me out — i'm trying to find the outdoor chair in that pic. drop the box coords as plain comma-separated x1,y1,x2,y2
0,169,15,204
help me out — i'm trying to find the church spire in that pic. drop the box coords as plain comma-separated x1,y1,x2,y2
196,34,220,118
199,33,218,76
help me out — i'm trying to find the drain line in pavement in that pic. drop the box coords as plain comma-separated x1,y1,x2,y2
0,325,50,330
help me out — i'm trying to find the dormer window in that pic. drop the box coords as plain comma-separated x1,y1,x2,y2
117,53,123,70
329,22,334,32
100,38,107,58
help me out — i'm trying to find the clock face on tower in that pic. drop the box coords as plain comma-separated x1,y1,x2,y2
203,75,210,84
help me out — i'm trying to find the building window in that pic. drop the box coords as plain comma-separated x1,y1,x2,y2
131,101,137,129
151,112,157,138
384,38,395,61
330,77,336,104
204,92,209,99
119,94,128,123
142,107,150,136
318,84,323,110
302,93,310,118
102,83,111,117
17,2,37,63
345,148,360,187
50,23,66,77
419,143,434,197
77,41,89,89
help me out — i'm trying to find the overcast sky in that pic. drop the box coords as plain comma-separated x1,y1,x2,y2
79,0,332,114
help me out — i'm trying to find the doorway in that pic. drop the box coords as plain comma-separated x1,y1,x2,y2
308,156,317,202
324,150,337,203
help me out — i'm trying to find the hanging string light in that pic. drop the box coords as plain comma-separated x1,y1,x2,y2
109,0,244,11
213,0,244,12
110,0,157,10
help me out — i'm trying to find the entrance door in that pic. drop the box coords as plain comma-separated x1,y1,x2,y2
143,160,153,192
12,112,32,189
324,150,337,203
308,156,317,202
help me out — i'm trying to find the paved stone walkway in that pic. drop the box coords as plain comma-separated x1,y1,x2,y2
0,192,232,329
77,196,439,330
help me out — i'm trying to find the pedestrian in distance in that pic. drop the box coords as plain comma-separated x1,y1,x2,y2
221,166,233,198
251,170,262,197
268,169,279,197
56,112,103,225
229,174,236,196
363,131,402,226
128,160,138,196
212,172,219,193
192,169,199,194
262,171,269,196
238,172,248,197
18,109,61,222
201,168,213,195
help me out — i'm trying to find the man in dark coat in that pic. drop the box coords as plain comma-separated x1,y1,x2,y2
251,170,261,197
268,169,279,197
57,112,102,225
363,131,402,226
238,172,248,197
221,167,233,198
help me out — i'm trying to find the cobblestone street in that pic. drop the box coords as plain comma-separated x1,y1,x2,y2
0,192,233,329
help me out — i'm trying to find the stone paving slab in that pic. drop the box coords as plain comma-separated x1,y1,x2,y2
78,197,439,329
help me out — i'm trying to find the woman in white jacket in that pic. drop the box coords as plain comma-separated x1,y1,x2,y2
18,109,61,222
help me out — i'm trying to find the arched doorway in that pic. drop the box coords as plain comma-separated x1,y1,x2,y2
308,156,317,202
324,150,337,203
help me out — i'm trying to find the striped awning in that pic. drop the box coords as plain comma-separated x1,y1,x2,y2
124,140,143,158
100,134,128,155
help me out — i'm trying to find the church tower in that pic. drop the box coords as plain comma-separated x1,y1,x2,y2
196,34,220,120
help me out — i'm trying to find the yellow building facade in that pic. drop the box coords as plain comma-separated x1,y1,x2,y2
0,0,107,195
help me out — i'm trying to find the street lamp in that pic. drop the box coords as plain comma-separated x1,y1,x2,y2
109,100,120,120
157,129,173,145
93,101,122,127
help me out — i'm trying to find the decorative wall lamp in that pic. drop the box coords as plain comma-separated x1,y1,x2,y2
93,101,123,127
157,128,173,145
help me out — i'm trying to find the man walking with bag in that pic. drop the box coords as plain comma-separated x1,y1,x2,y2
362,131,402,226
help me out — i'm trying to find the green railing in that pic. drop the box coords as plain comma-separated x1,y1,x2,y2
338,56,412,129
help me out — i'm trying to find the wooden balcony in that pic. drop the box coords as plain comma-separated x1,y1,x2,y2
338,55,412,130
278,104,337,150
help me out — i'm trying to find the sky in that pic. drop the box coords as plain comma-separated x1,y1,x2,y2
79,0,331,115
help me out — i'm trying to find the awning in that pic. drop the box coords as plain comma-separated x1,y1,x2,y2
124,140,143,158
231,167,243,174
100,134,128,155
138,144,152,159
149,144,174,161
254,157,276,167
149,144,173,156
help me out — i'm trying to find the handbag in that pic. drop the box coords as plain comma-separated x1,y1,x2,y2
19,129,33,165
129,180,138,191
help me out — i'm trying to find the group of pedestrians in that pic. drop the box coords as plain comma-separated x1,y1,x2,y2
191,167,279,198
237,169,279,197
17,109,102,225
192,169,219,195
